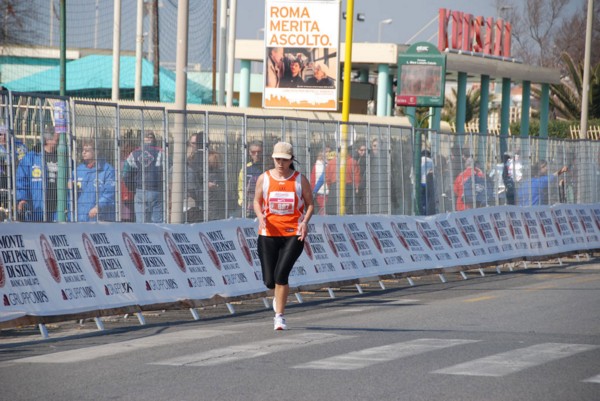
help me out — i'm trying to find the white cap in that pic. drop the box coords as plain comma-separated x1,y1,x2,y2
272,141,293,159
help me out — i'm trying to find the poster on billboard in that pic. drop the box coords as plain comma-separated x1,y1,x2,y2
263,0,341,111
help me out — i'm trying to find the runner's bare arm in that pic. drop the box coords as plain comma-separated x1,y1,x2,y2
298,174,314,241
253,173,266,230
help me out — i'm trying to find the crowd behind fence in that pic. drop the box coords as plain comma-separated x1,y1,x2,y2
1,91,599,223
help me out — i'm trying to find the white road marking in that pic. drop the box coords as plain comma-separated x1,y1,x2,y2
152,332,346,367
582,374,600,384
293,338,478,370
9,328,233,364
384,299,421,305
434,343,598,377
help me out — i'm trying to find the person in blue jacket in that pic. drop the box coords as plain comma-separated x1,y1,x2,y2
75,140,116,222
0,125,28,217
16,129,60,222
517,160,568,206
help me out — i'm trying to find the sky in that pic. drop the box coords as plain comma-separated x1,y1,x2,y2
236,0,501,44
18,0,583,69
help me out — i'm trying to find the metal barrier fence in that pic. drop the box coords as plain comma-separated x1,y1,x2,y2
1,91,599,223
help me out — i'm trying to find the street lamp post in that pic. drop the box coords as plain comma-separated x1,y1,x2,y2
378,18,392,42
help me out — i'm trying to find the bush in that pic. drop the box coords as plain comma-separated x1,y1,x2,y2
509,119,600,139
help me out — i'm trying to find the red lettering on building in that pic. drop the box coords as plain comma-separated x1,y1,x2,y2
437,8,512,58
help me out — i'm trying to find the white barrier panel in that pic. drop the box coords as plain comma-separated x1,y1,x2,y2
1,204,599,326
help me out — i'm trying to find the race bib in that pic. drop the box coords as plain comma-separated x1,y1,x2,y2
268,191,294,215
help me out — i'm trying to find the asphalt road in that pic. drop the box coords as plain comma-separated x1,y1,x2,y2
1,254,599,401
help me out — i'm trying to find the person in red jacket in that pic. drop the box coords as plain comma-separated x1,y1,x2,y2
453,158,484,211
325,147,361,214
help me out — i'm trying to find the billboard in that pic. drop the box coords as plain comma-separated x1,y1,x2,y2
263,0,341,110
396,42,446,108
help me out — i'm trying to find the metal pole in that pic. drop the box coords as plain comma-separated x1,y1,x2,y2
413,124,422,216
151,0,160,90
539,83,550,159
376,64,389,116
578,0,594,204
59,0,66,97
520,80,531,137
340,0,355,216
171,0,190,224
134,0,144,102
500,77,511,156
57,0,67,222
579,0,594,140
239,59,250,107
111,0,121,101
455,71,467,138
212,0,217,104
226,0,237,107
94,0,100,49
217,0,228,105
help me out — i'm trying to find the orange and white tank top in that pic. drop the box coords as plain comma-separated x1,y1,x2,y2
260,170,304,237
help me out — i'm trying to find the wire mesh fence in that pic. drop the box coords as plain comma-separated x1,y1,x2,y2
1,91,599,223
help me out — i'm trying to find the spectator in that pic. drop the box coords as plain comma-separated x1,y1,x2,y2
447,145,465,209
0,124,28,173
238,141,263,218
280,56,304,88
183,132,205,223
75,140,116,222
207,149,226,220
325,147,361,214
119,140,136,222
0,125,27,217
517,160,568,206
502,152,516,205
369,138,385,214
421,149,435,215
266,47,285,88
305,62,335,88
508,151,524,184
310,148,329,215
122,132,165,223
453,158,484,211
354,141,367,214
16,128,60,222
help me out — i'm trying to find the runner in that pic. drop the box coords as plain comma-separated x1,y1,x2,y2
253,141,314,330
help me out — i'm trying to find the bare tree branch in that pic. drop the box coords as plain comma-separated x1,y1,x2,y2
0,0,40,46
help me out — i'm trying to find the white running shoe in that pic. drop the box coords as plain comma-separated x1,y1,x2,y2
274,315,287,331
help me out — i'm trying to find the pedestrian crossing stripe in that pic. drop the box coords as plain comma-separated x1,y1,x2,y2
583,374,600,384
9,328,233,364
292,338,478,370
151,332,347,367
433,342,598,377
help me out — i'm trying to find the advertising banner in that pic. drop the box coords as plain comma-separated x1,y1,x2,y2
263,0,341,110
1,204,599,327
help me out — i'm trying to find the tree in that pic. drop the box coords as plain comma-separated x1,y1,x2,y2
552,0,600,70
0,0,40,46
497,0,570,68
441,87,482,127
532,52,600,120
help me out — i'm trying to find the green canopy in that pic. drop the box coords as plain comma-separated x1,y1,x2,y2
2,55,212,104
